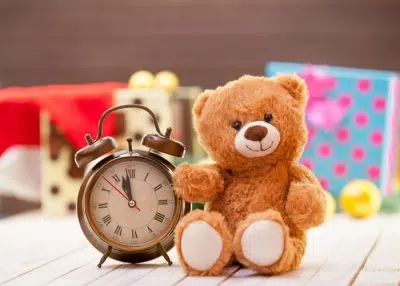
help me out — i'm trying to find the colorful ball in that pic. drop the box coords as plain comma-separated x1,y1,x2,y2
154,71,179,91
394,177,400,192
323,191,336,220
340,180,382,219
128,71,155,88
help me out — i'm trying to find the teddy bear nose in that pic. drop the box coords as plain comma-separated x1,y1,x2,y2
244,125,268,141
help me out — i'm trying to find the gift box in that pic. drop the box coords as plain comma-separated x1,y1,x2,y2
39,83,124,215
266,62,400,197
40,112,83,215
0,83,125,215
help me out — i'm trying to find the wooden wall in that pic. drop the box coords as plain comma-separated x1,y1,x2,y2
0,0,399,88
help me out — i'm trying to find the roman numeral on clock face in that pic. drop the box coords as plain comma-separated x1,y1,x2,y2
101,188,111,193
98,202,107,209
126,168,135,178
158,199,168,205
132,229,138,239
102,215,112,226
154,212,165,223
147,226,153,233
112,174,120,183
114,225,122,236
154,184,162,191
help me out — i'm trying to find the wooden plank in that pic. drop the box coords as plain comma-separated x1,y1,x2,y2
0,1,399,88
0,214,89,283
353,215,400,285
222,267,270,286
2,34,399,69
50,243,179,285
4,247,96,285
130,251,187,285
0,213,178,285
86,261,160,285
0,246,88,284
222,215,387,286
304,216,387,286
0,66,264,90
130,263,186,285
87,250,180,285
48,259,122,286
178,265,240,286
223,215,345,285
0,213,396,285
0,1,398,37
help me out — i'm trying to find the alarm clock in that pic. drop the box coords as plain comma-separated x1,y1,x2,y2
75,104,190,267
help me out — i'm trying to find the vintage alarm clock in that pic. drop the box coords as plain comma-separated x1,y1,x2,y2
75,104,190,267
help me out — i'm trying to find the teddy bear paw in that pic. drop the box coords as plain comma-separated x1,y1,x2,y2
239,220,284,266
233,210,291,273
181,221,223,271
175,210,233,275
286,183,326,230
173,163,223,202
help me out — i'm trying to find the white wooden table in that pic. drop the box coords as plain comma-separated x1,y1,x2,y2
1,213,399,286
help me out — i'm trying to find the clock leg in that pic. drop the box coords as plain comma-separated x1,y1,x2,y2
157,243,172,266
97,245,113,268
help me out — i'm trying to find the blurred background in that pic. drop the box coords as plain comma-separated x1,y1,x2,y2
1,0,399,87
0,0,399,219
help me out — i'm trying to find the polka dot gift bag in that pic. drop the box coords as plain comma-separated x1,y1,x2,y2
266,62,400,197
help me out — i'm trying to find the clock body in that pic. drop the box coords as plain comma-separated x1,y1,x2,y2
77,150,190,263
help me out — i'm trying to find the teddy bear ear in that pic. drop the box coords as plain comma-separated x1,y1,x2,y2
273,74,308,106
193,89,212,118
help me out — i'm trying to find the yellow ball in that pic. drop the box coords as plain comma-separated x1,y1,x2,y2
324,191,336,220
128,71,155,88
154,71,179,91
340,180,382,219
395,177,400,192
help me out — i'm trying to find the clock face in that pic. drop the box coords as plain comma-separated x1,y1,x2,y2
86,157,176,248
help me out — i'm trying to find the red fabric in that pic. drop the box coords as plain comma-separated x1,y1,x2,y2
0,82,126,156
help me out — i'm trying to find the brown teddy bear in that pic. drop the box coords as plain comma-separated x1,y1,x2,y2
173,74,326,276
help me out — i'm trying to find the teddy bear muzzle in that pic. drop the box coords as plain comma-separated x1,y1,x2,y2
234,121,281,158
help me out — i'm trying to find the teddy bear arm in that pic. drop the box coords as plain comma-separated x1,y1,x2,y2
173,163,224,202
286,164,326,230
289,163,321,185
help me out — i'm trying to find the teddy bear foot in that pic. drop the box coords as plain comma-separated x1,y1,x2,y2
239,219,284,266
234,210,302,274
175,210,233,276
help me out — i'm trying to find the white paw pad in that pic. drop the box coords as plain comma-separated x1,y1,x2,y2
181,221,223,271
241,220,284,266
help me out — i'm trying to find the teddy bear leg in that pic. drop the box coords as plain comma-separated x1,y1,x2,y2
233,209,306,275
175,209,233,276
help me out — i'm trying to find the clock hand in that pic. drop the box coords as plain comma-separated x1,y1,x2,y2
103,177,128,200
122,175,141,212
122,175,133,201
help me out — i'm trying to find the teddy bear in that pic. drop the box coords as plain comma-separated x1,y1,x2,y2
173,74,326,276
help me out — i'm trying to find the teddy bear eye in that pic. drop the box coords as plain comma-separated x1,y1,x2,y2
264,113,273,123
231,120,242,131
